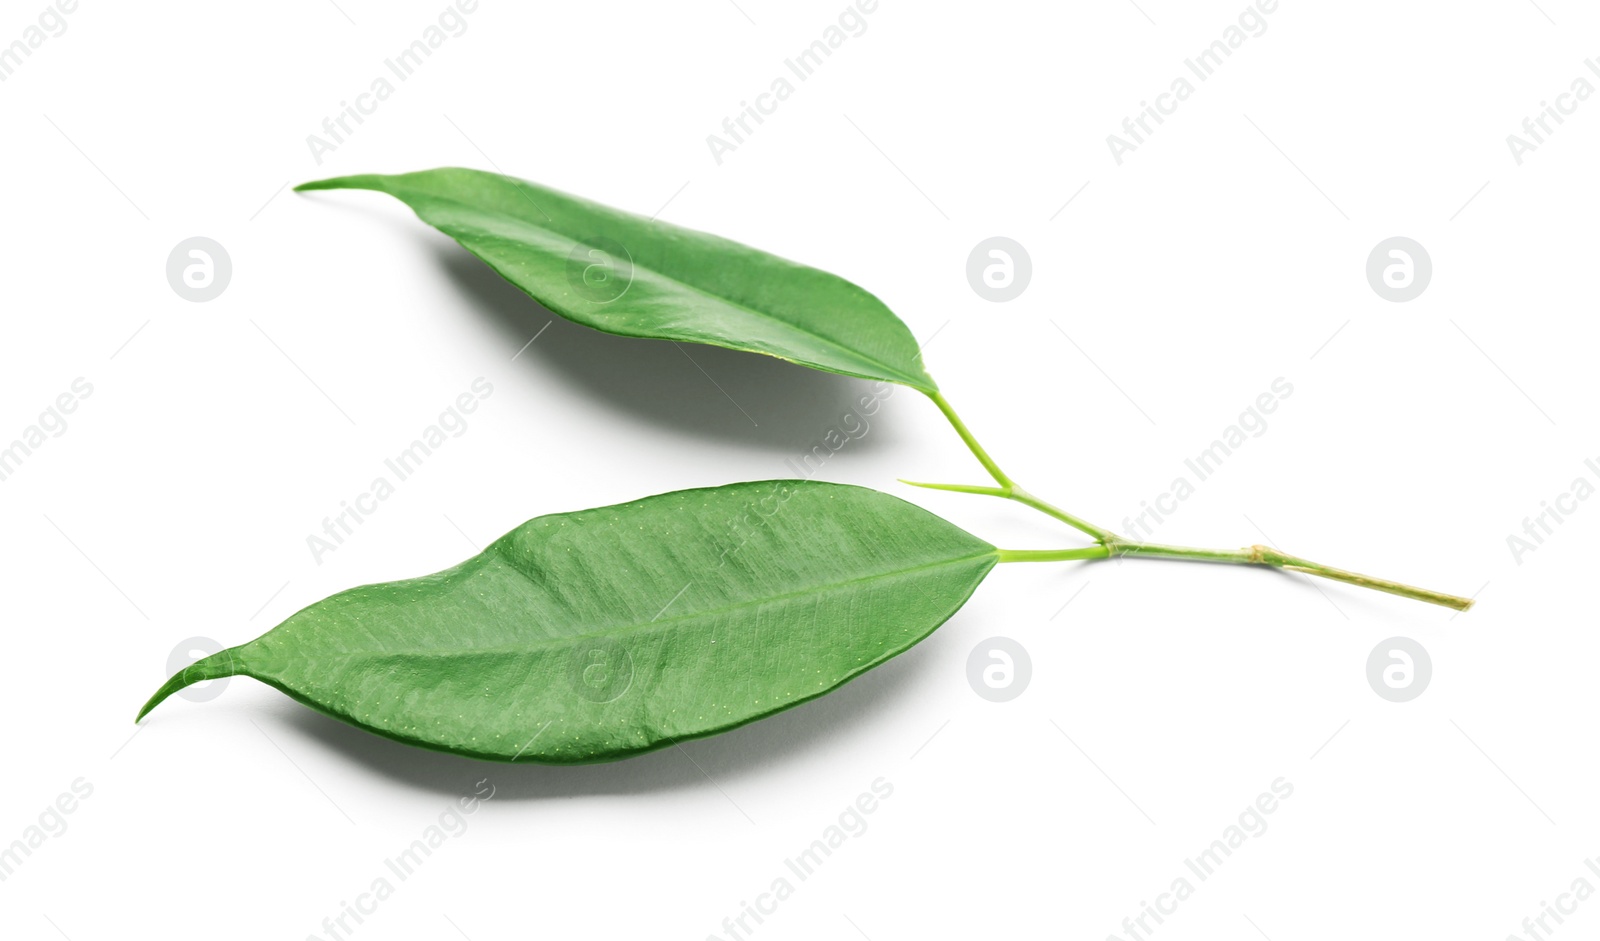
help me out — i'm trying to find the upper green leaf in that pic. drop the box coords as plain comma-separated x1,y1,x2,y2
138,481,995,763
296,168,938,393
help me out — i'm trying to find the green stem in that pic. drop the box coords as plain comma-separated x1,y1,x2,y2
914,392,1117,542
1108,541,1475,611
1007,488,1120,544
996,546,1113,563
927,391,1014,489
919,390,1474,612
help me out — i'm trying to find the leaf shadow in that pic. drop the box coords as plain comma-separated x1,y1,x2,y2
432,244,896,456
275,639,937,801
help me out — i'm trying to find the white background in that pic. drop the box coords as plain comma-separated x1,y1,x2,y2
1,1,1596,938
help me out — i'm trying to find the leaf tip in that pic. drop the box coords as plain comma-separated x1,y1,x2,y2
136,650,242,722
293,178,345,194
294,174,385,194
898,479,1006,496
134,681,175,723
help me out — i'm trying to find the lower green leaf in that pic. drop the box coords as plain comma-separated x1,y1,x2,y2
139,481,997,763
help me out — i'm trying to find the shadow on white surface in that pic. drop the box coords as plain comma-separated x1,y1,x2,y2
434,245,896,455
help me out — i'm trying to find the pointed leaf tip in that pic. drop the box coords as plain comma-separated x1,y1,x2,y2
136,649,242,723
294,174,386,194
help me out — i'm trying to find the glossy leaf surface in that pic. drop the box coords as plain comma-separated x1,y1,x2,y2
138,481,995,763
296,168,937,392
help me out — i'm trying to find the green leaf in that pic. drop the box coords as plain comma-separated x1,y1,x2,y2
295,168,938,393
139,481,995,763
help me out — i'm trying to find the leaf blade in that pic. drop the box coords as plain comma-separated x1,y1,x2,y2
140,481,994,763
296,169,938,392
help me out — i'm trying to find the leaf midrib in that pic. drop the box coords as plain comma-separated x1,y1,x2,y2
253,547,996,669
